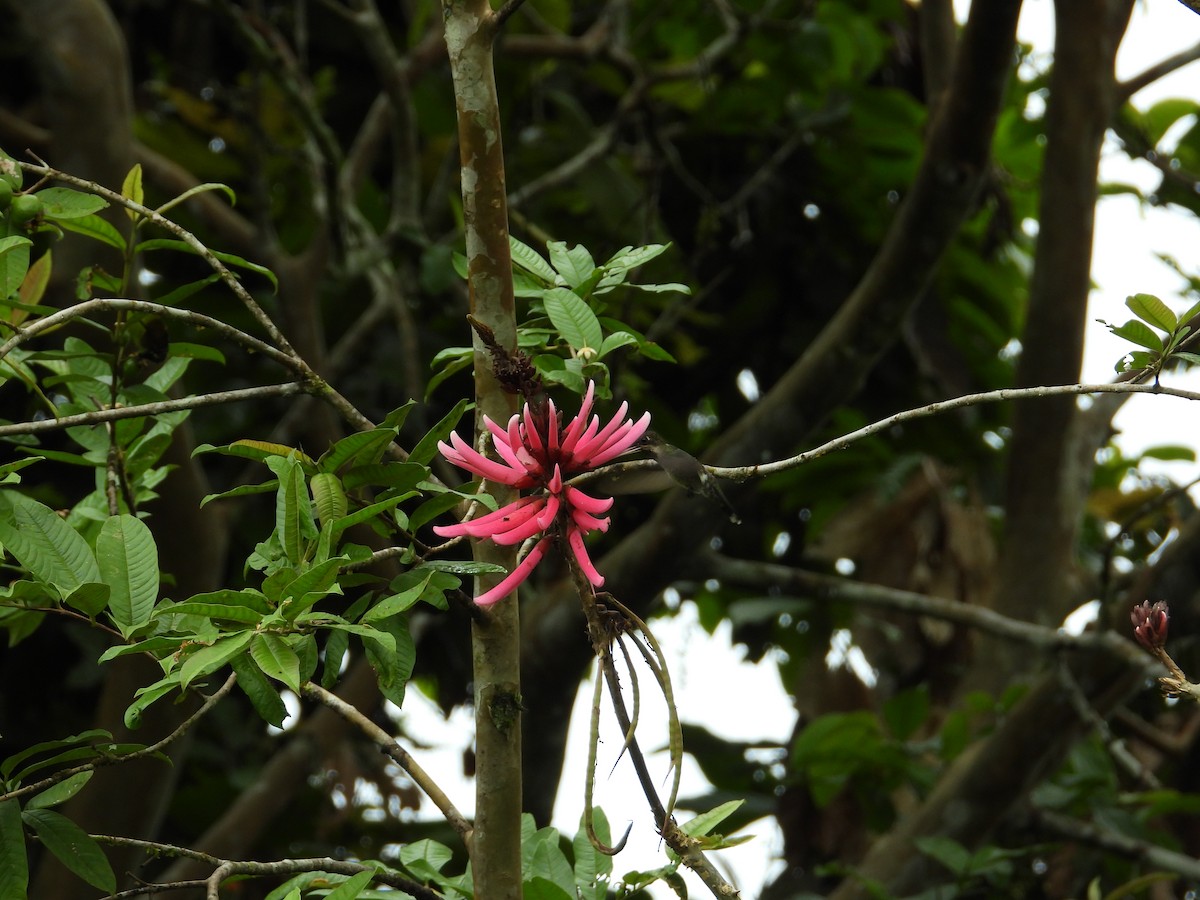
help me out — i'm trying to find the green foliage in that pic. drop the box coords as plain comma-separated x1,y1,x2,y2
1100,292,1200,377
438,236,678,398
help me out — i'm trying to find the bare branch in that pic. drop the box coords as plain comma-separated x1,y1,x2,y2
0,298,297,371
0,383,306,437
1034,809,1200,881
709,381,1200,483
0,675,238,805
299,682,473,843
1116,38,1200,103
701,552,1147,661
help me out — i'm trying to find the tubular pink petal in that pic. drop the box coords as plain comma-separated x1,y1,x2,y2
560,419,599,469
505,415,541,474
486,416,527,471
567,526,605,587
473,537,551,606
560,381,596,450
433,521,473,538
573,401,629,456
587,411,652,465
491,511,550,545
522,403,546,457
536,491,561,529
457,497,543,531
570,507,610,533
444,432,526,484
546,401,561,454
547,464,564,493
564,486,614,514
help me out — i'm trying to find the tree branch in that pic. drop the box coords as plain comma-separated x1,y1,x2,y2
0,298,298,372
0,383,306,437
0,675,238,805
299,682,473,842
700,553,1145,660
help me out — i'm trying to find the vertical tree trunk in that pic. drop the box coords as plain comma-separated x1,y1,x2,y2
975,0,1134,689
444,3,523,897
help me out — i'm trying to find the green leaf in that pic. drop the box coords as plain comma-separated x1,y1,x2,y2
543,287,603,354
194,439,315,466
1141,97,1200,146
680,800,744,837
37,187,109,220
310,473,348,527
1126,293,1177,332
21,808,115,893
97,514,159,635
598,331,640,359
526,829,576,899
420,559,507,576
914,836,972,876
603,243,670,272
250,633,301,693
230,652,288,727
1107,318,1163,352
325,622,395,656
0,799,28,900
320,418,407,473
160,589,272,619
0,236,31,298
56,214,126,251
364,612,414,708
547,241,596,288
26,772,94,811
200,480,279,507
410,398,471,467
122,163,144,213
179,632,253,690
510,236,559,283
0,730,112,780
363,575,432,623
573,809,614,897
63,582,109,616
134,238,279,291
158,600,265,624
321,627,350,689
400,839,453,878
0,492,100,596
1140,444,1197,462
266,454,318,566
124,676,179,729
324,869,377,900
279,556,346,613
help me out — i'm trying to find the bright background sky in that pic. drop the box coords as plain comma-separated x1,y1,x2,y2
384,5,1200,897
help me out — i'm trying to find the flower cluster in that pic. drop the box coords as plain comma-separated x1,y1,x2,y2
434,382,650,606
1131,599,1169,652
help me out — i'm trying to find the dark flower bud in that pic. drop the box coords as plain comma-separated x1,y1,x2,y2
1131,600,1169,651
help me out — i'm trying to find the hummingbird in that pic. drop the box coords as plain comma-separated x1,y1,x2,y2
635,430,741,524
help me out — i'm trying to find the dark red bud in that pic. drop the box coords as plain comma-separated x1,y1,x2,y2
1131,600,1169,651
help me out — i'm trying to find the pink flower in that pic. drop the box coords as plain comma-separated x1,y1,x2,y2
434,382,650,606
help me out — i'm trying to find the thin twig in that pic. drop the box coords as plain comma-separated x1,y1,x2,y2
1034,808,1200,881
701,553,1148,662
711,382,1200,483
0,383,306,437
1056,657,1161,788
299,682,473,843
1,675,238,804
0,298,298,371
